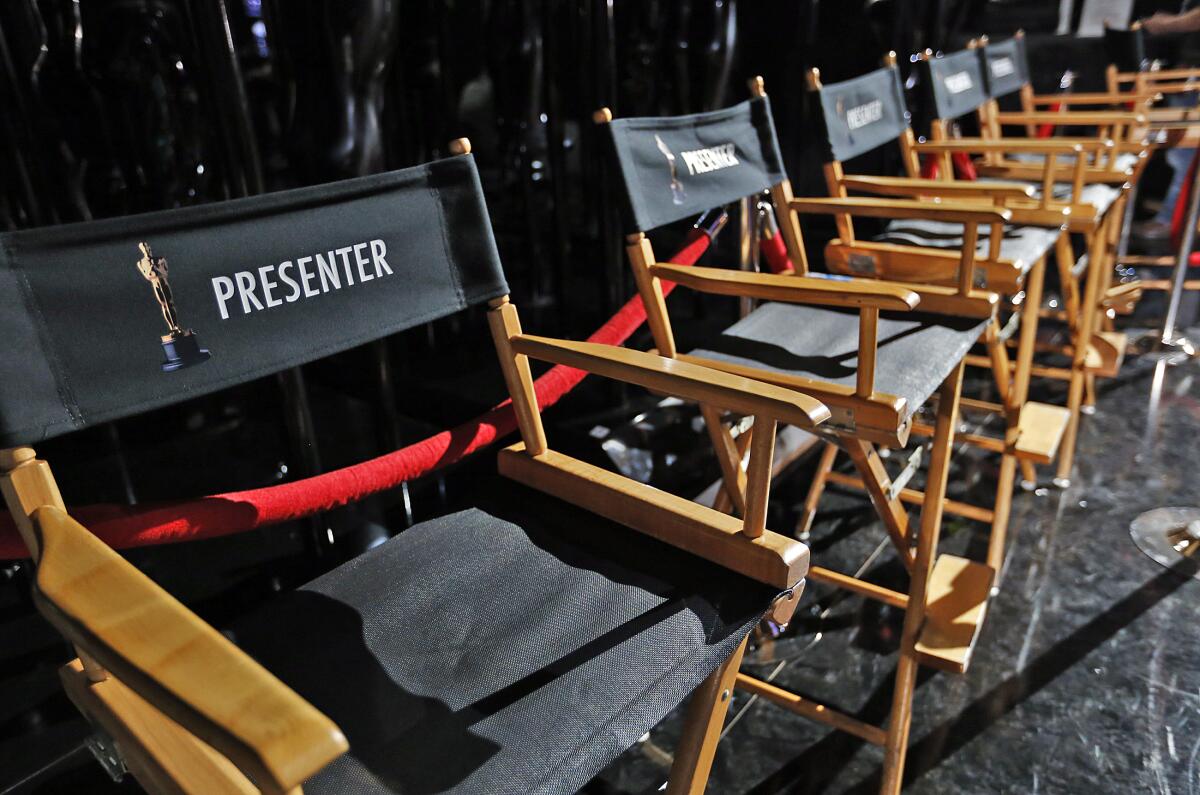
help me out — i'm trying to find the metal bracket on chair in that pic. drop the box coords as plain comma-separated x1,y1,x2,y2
86,729,128,782
817,408,856,437
885,445,924,502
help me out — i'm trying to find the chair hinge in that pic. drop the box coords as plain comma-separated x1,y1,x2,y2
86,729,128,782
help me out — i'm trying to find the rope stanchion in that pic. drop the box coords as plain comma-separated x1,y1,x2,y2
0,228,717,559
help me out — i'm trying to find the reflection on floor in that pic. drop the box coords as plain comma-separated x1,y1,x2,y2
2,349,1198,794
590,352,1200,794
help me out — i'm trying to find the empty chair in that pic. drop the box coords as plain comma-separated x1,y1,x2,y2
0,142,826,793
596,82,1005,795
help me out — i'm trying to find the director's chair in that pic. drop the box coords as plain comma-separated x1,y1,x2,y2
906,44,1146,486
0,145,825,794
803,60,1072,575
596,85,1005,795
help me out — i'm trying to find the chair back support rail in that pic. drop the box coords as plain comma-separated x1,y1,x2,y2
1,147,819,793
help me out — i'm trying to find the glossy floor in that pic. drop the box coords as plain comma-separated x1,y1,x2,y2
592,351,1200,794
2,349,1198,794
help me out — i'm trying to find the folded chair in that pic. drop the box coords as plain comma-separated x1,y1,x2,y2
596,85,1004,795
804,61,1071,573
909,43,1148,485
0,144,826,794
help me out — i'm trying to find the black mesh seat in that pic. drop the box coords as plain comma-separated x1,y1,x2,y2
874,219,1060,275
688,302,988,419
227,485,775,795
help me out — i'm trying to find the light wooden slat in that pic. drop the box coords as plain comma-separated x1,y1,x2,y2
672,353,910,448
994,111,1147,125
790,196,1011,225
913,555,995,674
824,240,1024,294
509,335,831,429
825,471,995,524
807,565,908,609
735,674,887,746
31,507,347,795
838,174,1035,199
647,263,920,311
498,445,809,589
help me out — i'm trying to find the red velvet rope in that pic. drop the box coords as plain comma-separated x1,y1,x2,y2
0,233,711,559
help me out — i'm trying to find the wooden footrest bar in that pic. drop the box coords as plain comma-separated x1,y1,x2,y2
735,673,887,746
964,354,1072,381
825,471,995,524
808,565,909,609
914,555,995,674
1012,401,1071,465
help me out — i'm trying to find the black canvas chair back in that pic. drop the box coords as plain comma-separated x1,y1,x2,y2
921,47,991,123
813,64,911,162
981,35,1031,100
1104,23,1149,74
0,158,507,448
604,95,787,233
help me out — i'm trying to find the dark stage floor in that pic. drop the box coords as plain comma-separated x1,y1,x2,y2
2,345,1199,794
590,348,1200,795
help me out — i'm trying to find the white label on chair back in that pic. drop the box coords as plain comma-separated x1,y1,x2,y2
991,57,1015,78
846,99,884,131
945,71,974,94
679,143,740,175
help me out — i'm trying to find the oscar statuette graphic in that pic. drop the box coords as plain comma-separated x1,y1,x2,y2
654,134,687,205
136,242,211,372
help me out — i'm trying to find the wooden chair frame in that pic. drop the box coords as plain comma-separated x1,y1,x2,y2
879,46,1146,486
1,141,827,795
597,87,1003,795
804,63,1078,577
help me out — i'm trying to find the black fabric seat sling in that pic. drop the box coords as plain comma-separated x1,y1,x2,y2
0,150,817,795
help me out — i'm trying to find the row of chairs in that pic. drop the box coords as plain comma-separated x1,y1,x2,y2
0,30,1194,795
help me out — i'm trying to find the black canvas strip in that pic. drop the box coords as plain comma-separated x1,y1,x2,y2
0,156,508,447
817,66,911,162
605,96,787,232
924,48,989,121
983,37,1029,98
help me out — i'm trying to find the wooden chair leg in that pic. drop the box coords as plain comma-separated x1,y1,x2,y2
665,635,750,795
795,441,838,538
701,405,748,516
843,439,913,568
990,255,1046,574
1055,233,1081,335
1056,215,1108,485
1019,458,1038,487
880,362,964,795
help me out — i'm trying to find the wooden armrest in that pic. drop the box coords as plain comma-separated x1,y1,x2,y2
994,111,1147,125
914,139,1095,154
790,196,1011,225
30,506,348,795
509,334,832,429
839,174,1035,200
998,137,1148,151
648,263,920,311
1116,67,1200,82
1029,92,1160,105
